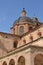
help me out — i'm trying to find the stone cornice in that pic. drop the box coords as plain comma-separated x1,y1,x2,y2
0,32,20,39
0,37,43,60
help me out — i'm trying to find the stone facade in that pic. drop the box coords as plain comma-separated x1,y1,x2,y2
0,9,43,65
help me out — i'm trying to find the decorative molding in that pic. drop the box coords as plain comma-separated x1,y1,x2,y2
23,39,26,44
29,34,33,41
37,30,42,37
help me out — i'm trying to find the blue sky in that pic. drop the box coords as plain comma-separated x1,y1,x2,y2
0,0,43,33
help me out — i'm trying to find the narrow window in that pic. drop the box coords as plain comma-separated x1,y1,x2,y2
13,41,18,48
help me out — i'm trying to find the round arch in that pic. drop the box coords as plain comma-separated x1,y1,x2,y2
34,54,43,65
9,59,15,65
18,56,25,65
2,61,7,65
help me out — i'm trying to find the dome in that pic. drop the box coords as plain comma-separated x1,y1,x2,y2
13,8,36,26
32,17,38,21
13,16,39,26
13,16,33,26
13,9,39,26
17,16,31,22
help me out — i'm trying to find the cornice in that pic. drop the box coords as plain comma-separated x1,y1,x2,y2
0,37,43,60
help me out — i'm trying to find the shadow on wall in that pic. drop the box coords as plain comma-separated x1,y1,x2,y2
0,40,8,53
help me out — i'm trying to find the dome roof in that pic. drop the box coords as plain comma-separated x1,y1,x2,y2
12,8,41,27
13,16,35,26
17,16,31,22
32,17,38,21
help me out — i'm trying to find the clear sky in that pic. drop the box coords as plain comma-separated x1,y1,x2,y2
0,0,43,33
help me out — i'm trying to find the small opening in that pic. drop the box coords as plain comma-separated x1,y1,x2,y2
13,41,18,48
36,23,39,26
29,26,32,31
6,36,8,38
23,39,26,44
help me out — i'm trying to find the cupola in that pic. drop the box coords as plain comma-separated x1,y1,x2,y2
21,8,27,17
32,17,38,21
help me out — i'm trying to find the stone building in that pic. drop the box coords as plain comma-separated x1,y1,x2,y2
0,8,43,65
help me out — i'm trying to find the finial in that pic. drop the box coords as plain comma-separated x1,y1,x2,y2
23,8,25,10
22,8,26,13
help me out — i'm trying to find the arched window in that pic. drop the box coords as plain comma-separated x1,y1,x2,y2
34,54,43,65
9,59,15,65
2,61,7,65
18,56,25,65
19,26,24,35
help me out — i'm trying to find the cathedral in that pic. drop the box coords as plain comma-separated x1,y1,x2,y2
0,8,43,65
